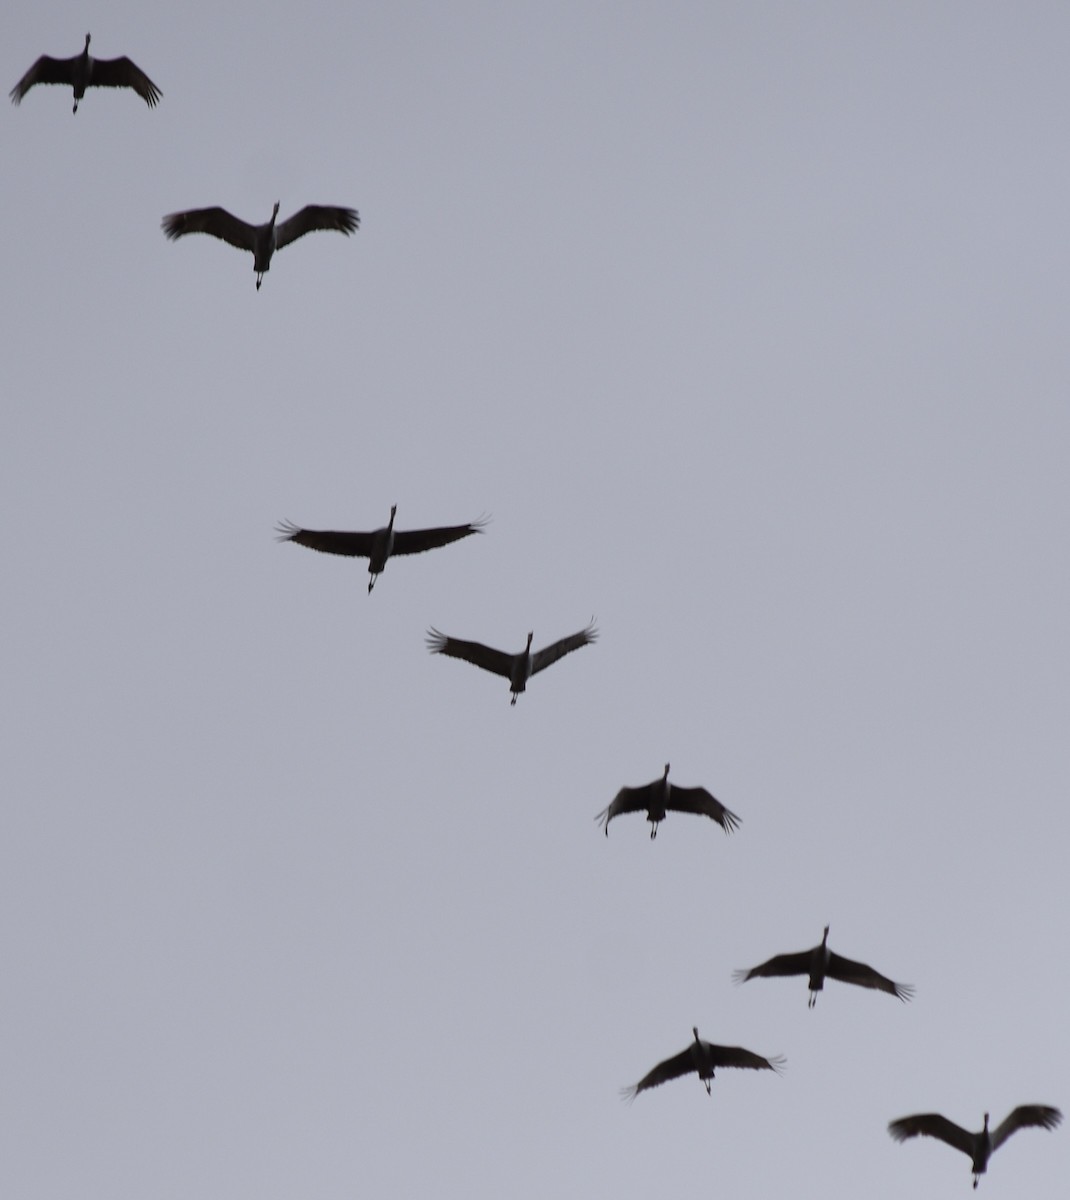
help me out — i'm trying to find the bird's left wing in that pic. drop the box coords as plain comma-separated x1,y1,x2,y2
991,1105,1063,1150
90,56,161,105
530,620,598,675
391,515,489,556
826,951,914,1000
667,786,741,833
595,782,655,833
425,630,513,680
275,206,360,250
620,1046,696,1101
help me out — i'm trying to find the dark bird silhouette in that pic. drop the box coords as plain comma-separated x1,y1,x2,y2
888,1106,1062,1188
733,925,913,1007
10,33,161,113
277,507,487,593
596,763,740,839
426,620,597,704
622,1027,784,1101
162,201,359,289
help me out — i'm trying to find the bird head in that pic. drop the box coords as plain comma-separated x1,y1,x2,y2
663,763,671,778
389,504,397,520
525,632,534,649
983,1113,990,1131
85,33,92,48
822,925,831,943
691,1026,701,1043
270,201,280,223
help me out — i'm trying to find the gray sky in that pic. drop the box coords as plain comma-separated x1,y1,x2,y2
3,2,1068,1197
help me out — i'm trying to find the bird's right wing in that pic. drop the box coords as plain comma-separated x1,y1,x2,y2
595,783,654,833
887,1114,973,1155
9,54,73,103
161,207,257,251
620,1046,696,1101
425,629,513,679
276,521,376,559
732,949,812,985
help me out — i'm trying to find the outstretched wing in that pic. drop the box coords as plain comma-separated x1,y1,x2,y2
275,206,360,250
90,55,161,106
705,1044,785,1073
733,948,812,985
161,207,258,252
667,785,741,833
530,620,598,676
827,950,913,1000
276,521,376,559
595,781,657,833
620,1046,696,1101
991,1105,1063,1150
391,515,489,557
888,1113,974,1157
10,54,79,103
426,629,513,680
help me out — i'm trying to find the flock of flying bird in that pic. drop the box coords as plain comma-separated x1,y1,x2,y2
11,31,1063,1192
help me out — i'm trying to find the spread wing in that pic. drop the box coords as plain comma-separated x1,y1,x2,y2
530,620,598,676
275,206,360,250
595,781,658,833
667,785,741,833
89,55,161,105
10,54,77,103
733,948,812,985
826,950,914,1000
161,208,258,252
425,629,513,680
991,1105,1063,1150
276,521,376,559
620,1046,696,1101
888,1113,974,1157
705,1044,785,1073
391,515,489,556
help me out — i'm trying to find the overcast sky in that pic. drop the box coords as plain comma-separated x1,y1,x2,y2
3,2,1069,1197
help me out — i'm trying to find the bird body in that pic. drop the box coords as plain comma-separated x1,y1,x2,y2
622,1027,783,1101
10,33,161,112
162,201,359,288
888,1106,1062,1188
426,621,597,704
596,762,740,839
278,507,486,593
734,925,913,1006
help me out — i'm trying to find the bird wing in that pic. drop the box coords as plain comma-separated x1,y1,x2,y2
666,785,741,833
161,207,258,251
826,950,914,1000
704,1044,785,1073
274,206,360,250
530,620,598,676
89,56,161,105
390,516,489,557
9,54,76,103
595,782,657,832
620,1046,697,1100
276,521,376,559
732,948,813,984
425,629,514,680
887,1113,974,1156
991,1105,1063,1150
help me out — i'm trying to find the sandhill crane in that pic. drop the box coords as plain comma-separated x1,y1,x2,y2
10,33,161,112
888,1106,1062,1188
161,202,359,289
622,1027,784,1101
596,763,740,839
426,620,597,704
277,507,487,593
733,925,913,1007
